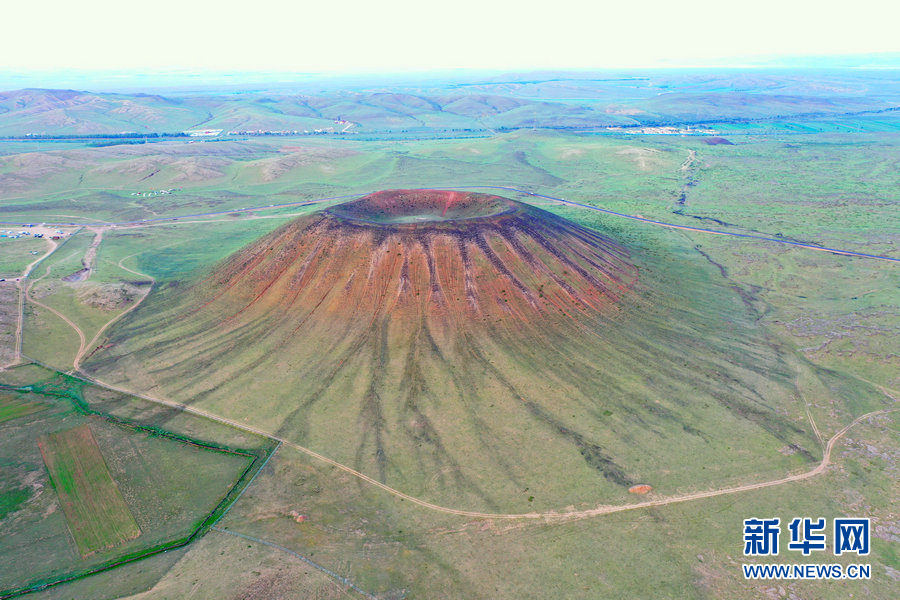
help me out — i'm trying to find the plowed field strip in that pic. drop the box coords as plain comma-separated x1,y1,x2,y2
68,366,898,523
38,424,141,557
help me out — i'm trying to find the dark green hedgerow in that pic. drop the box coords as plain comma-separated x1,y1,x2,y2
0,371,279,600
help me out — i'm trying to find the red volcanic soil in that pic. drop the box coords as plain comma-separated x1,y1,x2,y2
87,189,817,500
201,189,638,324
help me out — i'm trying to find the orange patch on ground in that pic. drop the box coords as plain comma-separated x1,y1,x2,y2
628,484,653,494
197,189,638,330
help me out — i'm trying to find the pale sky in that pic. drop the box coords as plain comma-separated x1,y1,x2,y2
3,0,899,73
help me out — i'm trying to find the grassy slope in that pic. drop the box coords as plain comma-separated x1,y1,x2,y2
213,414,899,600
2,133,897,258
83,208,827,516
8,130,900,598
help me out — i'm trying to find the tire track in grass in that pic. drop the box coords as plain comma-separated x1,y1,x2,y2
2,237,58,369
74,253,156,371
25,270,87,368
210,526,376,599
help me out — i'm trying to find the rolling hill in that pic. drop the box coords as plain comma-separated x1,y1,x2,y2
5,69,900,136
84,189,818,512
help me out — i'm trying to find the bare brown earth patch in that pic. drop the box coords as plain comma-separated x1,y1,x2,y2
77,283,142,310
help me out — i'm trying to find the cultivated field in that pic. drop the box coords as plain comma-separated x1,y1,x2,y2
1,110,897,599
0,366,274,597
0,391,45,424
38,424,141,557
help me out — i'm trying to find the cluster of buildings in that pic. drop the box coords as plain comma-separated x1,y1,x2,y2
228,128,320,135
0,226,66,240
130,189,178,197
183,129,224,137
605,125,718,135
228,120,355,136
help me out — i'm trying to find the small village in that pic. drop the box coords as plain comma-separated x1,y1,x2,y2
0,225,70,240
129,189,178,198
604,125,719,135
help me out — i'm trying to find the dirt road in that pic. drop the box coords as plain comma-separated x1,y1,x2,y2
8,187,898,263
74,254,155,371
10,187,898,520
1,238,58,369
71,365,897,523
25,267,87,370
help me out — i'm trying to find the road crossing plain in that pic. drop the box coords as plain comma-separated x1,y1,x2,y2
1,128,898,600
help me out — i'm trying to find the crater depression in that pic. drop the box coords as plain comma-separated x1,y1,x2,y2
86,189,816,511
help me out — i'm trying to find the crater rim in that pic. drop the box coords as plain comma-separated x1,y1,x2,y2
326,189,519,226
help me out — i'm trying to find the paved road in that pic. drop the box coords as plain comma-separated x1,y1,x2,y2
9,185,899,522
3,187,897,263
0,194,359,227
453,186,900,263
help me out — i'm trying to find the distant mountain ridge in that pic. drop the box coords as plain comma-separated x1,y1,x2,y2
2,69,900,136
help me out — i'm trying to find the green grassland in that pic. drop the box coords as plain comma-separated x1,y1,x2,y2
1,132,897,262
96,219,309,283
0,237,48,278
680,233,900,391
0,392,45,423
25,530,368,600
80,197,894,520
19,218,311,372
0,369,273,597
210,411,899,600
20,303,81,373
39,424,142,557
24,547,190,600
20,231,92,371
2,128,898,598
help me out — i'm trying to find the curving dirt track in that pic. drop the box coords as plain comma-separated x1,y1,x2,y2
73,253,154,371
74,364,899,523
25,267,87,370
10,188,898,524
56,194,898,523
1,238,58,369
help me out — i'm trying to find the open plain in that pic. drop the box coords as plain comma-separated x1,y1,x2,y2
0,71,898,599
